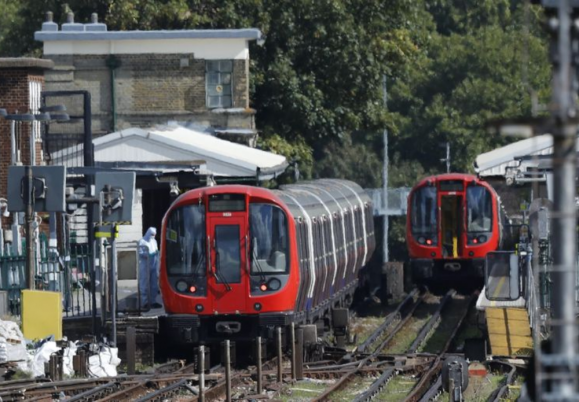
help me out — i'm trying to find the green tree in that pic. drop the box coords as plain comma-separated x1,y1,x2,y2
389,2,550,178
0,0,23,56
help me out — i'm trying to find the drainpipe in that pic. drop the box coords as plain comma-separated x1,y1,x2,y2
105,55,121,132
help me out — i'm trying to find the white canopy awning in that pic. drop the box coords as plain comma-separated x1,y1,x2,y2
474,134,554,178
52,126,288,180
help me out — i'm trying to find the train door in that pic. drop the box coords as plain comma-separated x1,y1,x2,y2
207,216,248,313
440,195,463,258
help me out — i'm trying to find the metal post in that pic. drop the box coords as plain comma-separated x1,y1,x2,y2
291,322,296,380
223,340,231,402
296,328,304,380
256,337,262,394
382,75,389,264
25,165,34,290
126,326,136,375
548,0,578,398
446,142,450,173
198,345,205,402
277,327,283,382
111,225,118,346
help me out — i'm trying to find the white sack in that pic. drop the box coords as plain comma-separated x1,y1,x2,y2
88,346,121,378
0,320,28,362
31,341,61,377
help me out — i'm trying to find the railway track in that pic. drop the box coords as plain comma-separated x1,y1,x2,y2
0,288,524,402
284,288,476,402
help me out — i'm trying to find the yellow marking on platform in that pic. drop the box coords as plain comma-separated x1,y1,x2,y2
486,307,533,357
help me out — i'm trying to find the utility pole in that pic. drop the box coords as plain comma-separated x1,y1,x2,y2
382,75,389,263
440,142,450,173
541,0,578,398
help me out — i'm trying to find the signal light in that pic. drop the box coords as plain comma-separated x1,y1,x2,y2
426,239,432,245
190,285,197,293
473,238,478,244
260,283,268,292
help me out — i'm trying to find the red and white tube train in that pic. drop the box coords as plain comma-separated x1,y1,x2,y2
406,173,508,281
159,180,375,346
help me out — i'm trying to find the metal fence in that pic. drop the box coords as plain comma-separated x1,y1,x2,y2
0,233,94,317
366,187,410,216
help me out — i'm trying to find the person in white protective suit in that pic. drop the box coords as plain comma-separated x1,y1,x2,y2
138,227,162,310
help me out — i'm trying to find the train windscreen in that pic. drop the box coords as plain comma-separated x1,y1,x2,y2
411,186,438,237
165,204,207,294
467,185,492,232
249,204,289,274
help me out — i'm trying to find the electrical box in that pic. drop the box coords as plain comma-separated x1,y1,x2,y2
22,290,62,340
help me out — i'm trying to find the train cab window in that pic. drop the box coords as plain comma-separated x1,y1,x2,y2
166,205,206,276
467,185,492,232
249,204,289,274
165,204,208,296
410,186,438,241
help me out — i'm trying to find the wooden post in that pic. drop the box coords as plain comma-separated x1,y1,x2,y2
296,327,304,380
276,327,283,383
291,323,296,380
256,337,262,394
198,345,205,402
126,326,136,375
223,340,231,402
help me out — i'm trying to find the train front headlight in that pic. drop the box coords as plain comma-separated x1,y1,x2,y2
176,280,187,292
477,235,487,243
268,278,282,291
418,236,426,245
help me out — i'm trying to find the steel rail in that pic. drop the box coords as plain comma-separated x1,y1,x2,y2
488,361,517,402
356,288,420,354
404,293,477,402
311,292,430,402
66,381,120,402
417,374,442,402
134,379,194,401
352,290,456,402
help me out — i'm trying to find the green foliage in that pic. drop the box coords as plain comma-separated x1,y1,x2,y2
314,133,382,189
0,0,552,194
389,2,550,181
257,132,313,183
0,0,23,56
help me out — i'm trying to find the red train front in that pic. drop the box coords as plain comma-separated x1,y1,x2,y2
159,180,374,350
406,173,505,282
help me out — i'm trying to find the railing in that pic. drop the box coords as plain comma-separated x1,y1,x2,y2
0,234,94,317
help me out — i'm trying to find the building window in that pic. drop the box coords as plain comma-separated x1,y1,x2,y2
206,60,233,108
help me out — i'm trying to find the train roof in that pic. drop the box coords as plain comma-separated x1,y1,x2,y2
412,173,491,189
275,179,370,219
168,180,371,220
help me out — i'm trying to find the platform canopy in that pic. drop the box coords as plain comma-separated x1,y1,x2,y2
51,125,288,180
474,134,555,178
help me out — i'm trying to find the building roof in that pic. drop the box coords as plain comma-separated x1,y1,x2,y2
35,28,263,42
35,20,263,58
51,126,288,180
0,58,54,70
